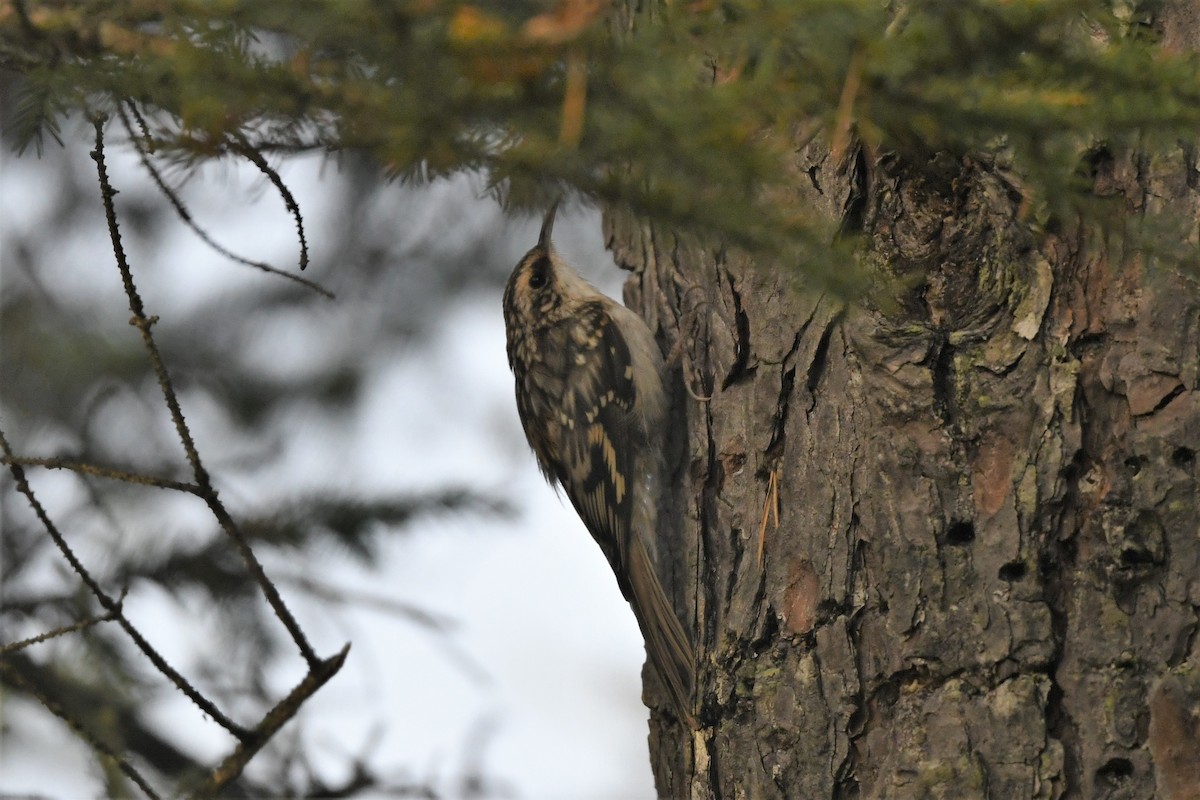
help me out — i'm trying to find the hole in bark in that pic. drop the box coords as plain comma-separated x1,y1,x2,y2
1039,538,1077,577
1070,331,1107,354
874,680,900,706
945,520,975,546
1120,547,1155,567
816,599,844,622
1095,757,1133,784
931,339,957,423
1081,144,1114,180
1046,682,1065,726
1060,449,1087,483
999,561,1027,582
1173,446,1196,468
1123,455,1144,475
807,165,822,194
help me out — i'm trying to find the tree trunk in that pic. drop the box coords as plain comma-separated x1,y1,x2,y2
604,8,1200,799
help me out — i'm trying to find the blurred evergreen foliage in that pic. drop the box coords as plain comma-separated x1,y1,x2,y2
3,0,1198,277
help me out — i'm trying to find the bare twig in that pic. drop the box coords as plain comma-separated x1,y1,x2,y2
91,117,321,671
0,454,198,493
228,132,310,272
560,48,588,147
190,644,351,799
0,605,121,655
279,572,491,686
0,427,250,739
0,662,163,800
117,103,334,299
277,573,453,631
830,45,865,165
7,117,359,797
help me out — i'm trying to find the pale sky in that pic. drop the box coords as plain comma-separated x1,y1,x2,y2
0,133,658,798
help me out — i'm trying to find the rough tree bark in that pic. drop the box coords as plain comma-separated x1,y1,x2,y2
605,6,1200,799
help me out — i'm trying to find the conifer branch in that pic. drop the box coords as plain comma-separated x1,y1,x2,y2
91,117,321,670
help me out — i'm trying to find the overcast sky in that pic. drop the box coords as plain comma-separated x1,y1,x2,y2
0,133,658,798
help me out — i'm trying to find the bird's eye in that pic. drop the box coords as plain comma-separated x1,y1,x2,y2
527,259,550,289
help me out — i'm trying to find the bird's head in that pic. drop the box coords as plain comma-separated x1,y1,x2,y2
502,201,595,333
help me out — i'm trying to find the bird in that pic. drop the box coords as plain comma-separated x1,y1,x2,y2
501,201,696,725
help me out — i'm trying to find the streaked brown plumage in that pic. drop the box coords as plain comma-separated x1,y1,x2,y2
502,203,695,725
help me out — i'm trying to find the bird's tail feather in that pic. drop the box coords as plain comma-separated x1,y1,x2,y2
627,535,696,728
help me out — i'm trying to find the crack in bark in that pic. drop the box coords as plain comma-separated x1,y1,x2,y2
1044,441,1084,792
807,643,843,797
766,300,830,457
721,268,753,389
697,292,722,726
974,731,993,798
930,332,958,429
805,313,841,411
765,366,798,465
1145,381,1185,415
704,727,722,797
832,533,870,800
1168,618,1198,668
838,144,869,238
747,580,775,655
725,524,746,606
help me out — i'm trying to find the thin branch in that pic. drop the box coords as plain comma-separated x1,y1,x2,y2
560,48,587,147
91,117,321,671
0,454,199,493
190,644,351,799
830,44,865,165
277,573,453,631
0,604,121,655
0,427,250,740
116,103,335,300
0,662,163,800
228,132,310,272
278,573,491,685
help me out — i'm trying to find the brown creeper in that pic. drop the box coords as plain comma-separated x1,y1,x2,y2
502,203,695,724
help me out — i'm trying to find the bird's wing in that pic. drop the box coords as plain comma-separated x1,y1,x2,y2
551,300,641,595
547,300,696,723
